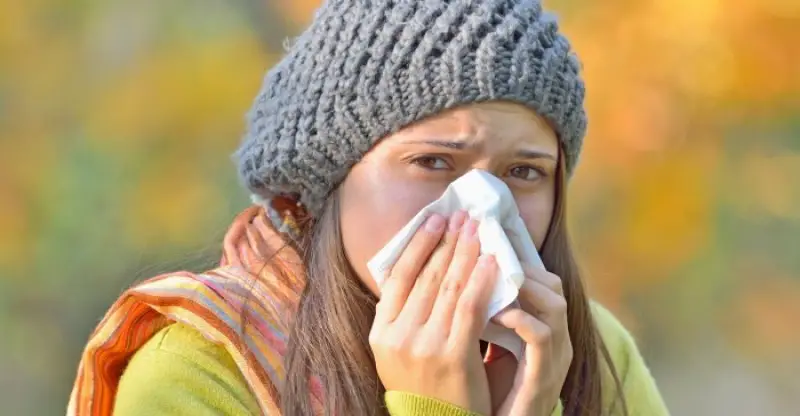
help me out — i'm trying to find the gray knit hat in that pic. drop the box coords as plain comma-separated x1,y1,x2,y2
236,0,586,218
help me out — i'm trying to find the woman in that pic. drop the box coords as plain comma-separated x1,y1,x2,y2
69,0,669,415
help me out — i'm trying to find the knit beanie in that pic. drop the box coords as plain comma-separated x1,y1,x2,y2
236,0,587,219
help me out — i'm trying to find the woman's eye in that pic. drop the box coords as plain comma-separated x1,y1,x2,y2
412,156,450,170
509,165,543,181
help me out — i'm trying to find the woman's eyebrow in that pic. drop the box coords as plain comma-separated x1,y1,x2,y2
515,149,557,161
402,139,557,161
401,139,473,150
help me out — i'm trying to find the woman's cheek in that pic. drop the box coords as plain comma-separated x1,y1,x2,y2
517,197,554,250
339,171,443,294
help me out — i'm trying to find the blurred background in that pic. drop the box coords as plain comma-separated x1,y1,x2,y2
1,0,799,414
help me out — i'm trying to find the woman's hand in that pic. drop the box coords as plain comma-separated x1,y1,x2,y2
370,211,497,415
487,266,573,416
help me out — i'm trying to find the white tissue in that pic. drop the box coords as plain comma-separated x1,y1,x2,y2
367,169,545,360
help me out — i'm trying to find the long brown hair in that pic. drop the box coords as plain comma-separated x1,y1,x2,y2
280,158,628,415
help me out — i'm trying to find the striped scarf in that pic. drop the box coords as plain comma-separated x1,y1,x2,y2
67,206,323,415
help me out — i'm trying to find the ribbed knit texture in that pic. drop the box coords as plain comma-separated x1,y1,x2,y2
236,0,587,217
384,391,485,416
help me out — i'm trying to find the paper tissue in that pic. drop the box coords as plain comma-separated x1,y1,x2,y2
367,169,545,360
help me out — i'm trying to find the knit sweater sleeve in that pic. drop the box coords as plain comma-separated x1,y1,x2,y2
114,323,477,416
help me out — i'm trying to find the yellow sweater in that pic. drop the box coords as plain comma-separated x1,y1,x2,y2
114,303,669,415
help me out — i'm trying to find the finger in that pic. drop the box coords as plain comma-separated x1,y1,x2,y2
517,279,568,329
375,214,447,323
523,265,564,296
245,223,268,256
492,308,552,348
449,253,498,344
426,218,480,331
397,211,467,325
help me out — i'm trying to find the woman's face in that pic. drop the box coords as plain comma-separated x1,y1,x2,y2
339,101,559,295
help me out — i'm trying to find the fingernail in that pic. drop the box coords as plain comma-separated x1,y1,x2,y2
461,219,478,240
425,214,446,232
478,253,495,268
448,210,467,232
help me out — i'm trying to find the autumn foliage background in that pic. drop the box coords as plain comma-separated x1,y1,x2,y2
2,0,799,414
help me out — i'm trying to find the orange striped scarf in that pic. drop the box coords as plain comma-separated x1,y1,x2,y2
67,206,323,415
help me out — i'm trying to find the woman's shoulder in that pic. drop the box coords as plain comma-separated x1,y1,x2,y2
114,323,261,415
590,300,648,380
589,301,671,415
590,301,638,360
134,321,232,362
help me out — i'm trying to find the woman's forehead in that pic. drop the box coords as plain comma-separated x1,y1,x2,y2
384,102,559,154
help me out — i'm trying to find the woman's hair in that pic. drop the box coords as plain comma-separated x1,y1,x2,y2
280,157,628,416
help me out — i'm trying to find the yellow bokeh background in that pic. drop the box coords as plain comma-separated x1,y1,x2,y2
1,0,798,414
